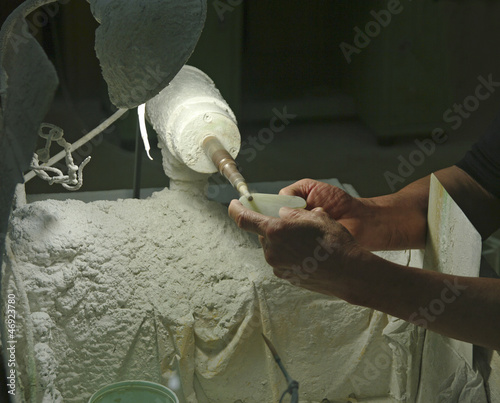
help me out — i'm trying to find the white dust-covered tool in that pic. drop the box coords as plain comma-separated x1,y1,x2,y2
142,65,252,200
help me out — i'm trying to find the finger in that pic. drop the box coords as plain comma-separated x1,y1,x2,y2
279,178,316,197
279,186,300,196
278,206,311,220
258,235,266,248
228,200,272,236
273,267,285,278
311,207,325,213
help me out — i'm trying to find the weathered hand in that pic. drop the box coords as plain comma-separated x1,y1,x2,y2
229,174,500,350
279,179,375,249
228,200,366,298
280,179,356,216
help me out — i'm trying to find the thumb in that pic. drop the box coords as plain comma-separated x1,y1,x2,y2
311,207,325,214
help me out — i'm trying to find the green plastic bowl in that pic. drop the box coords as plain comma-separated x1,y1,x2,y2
89,380,179,403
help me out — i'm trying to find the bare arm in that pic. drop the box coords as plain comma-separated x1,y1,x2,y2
349,250,500,351
229,167,500,349
354,174,430,250
365,165,500,248
228,203,500,350
359,165,500,348
282,166,500,251
278,176,430,251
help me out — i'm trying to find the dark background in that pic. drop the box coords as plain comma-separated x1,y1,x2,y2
3,0,500,197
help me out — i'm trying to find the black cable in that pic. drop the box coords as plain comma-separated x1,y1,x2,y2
279,388,288,403
132,111,142,199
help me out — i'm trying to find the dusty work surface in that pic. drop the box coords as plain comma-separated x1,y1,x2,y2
4,187,424,402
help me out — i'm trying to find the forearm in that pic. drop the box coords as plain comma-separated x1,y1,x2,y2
229,192,500,349
340,251,500,350
357,165,500,251
356,176,430,250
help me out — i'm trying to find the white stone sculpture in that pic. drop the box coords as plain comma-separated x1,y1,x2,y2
3,152,425,402
0,0,207,261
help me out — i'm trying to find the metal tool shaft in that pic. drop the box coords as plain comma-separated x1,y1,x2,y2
202,136,252,200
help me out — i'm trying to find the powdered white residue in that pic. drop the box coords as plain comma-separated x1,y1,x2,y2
5,187,419,402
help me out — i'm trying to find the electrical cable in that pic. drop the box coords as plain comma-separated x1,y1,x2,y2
279,388,288,403
133,109,142,199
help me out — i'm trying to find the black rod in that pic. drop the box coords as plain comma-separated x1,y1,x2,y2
133,109,142,199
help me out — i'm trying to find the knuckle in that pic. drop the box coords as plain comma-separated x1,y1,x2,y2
266,220,289,241
265,223,280,240
235,210,248,229
273,267,286,279
285,208,302,220
314,208,330,219
265,251,279,267
304,178,319,188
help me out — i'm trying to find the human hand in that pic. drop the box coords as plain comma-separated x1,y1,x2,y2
279,179,375,249
280,178,430,251
228,200,367,298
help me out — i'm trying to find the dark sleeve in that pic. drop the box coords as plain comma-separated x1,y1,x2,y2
456,115,500,199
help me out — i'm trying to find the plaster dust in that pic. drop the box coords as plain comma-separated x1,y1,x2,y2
4,187,423,403
89,0,207,109
146,66,241,178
